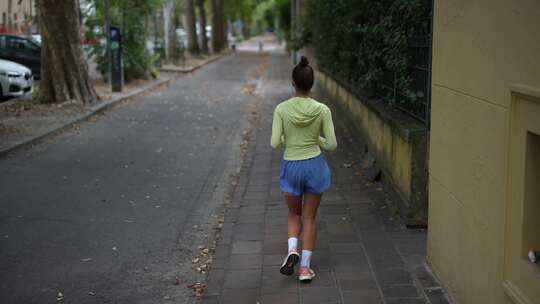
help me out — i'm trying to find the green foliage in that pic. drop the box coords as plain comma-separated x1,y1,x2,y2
224,0,257,37
275,0,291,42
250,0,291,39
84,0,163,82
225,0,290,41
251,0,276,34
225,0,257,21
299,0,426,104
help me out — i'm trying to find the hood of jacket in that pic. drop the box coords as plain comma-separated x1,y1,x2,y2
282,97,324,127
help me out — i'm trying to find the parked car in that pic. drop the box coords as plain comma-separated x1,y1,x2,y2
0,34,41,79
205,25,212,39
0,59,33,99
29,34,42,45
176,28,188,50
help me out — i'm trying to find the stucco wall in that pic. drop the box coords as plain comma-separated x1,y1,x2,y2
428,0,540,303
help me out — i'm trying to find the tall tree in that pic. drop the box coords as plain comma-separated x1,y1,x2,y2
219,0,227,49
184,0,200,55
37,0,97,104
210,0,224,52
163,0,178,63
196,0,209,54
221,0,227,47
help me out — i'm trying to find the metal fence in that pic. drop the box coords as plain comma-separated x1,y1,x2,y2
378,0,433,126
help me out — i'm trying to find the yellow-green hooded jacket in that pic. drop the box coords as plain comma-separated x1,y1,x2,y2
271,97,337,160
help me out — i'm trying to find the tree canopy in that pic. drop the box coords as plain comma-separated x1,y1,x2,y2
225,0,290,39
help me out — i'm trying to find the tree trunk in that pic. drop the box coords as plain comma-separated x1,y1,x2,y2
184,0,199,55
210,0,223,52
196,0,209,54
163,0,177,63
37,0,97,104
167,5,177,63
221,7,227,49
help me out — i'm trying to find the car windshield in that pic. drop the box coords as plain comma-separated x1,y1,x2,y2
29,37,41,46
9,36,40,52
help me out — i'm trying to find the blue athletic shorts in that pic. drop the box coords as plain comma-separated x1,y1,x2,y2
280,153,331,196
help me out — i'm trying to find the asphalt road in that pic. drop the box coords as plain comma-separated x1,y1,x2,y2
0,49,274,303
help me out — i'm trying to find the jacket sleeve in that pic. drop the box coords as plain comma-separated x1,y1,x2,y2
318,108,337,151
270,107,284,149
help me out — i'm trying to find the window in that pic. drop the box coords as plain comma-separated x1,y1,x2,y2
0,36,5,49
522,131,540,260
504,87,540,303
8,37,39,52
2,13,6,26
26,40,39,52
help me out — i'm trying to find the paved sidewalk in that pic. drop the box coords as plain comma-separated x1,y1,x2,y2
203,53,451,304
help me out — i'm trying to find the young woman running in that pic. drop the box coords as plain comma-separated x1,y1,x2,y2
270,56,337,282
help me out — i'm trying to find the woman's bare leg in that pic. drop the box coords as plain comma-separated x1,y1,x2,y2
283,192,302,238
302,193,322,250
280,192,303,276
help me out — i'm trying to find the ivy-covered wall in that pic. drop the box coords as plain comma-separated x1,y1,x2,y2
294,0,432,122
292,0,432,225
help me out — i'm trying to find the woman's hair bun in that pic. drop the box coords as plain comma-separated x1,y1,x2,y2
299,56,310,67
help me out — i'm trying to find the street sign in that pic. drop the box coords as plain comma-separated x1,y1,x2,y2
110,26,123,92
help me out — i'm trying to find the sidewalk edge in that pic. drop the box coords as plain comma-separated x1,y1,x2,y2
0,52,232,159
160,51,231,73
0,77,172,159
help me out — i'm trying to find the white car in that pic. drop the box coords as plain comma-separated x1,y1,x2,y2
0,59,33,99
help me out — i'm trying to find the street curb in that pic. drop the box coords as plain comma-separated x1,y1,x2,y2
0,77,172,159
0,52,231,159
160,50,232,73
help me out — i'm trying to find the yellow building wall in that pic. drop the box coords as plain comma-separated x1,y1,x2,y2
428,0,540,303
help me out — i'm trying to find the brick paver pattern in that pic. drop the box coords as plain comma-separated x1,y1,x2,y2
203,52,451,304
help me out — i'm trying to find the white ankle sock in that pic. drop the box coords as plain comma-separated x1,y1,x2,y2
301,250,312,267
288,237,298,251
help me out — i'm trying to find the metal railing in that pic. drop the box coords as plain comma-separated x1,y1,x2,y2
377,0,433,127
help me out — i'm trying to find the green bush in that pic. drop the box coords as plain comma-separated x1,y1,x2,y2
84,0,162,82
297,0,428,110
